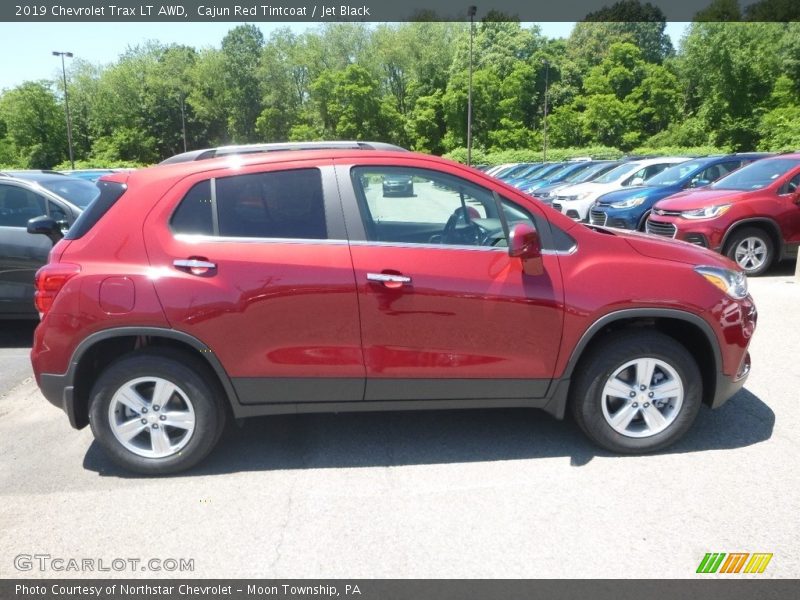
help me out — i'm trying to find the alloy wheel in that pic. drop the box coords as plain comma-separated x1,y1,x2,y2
600,357,684,438
108,376,196,458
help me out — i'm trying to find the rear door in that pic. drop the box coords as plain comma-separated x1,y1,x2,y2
335,158,565,403
143,160,365,406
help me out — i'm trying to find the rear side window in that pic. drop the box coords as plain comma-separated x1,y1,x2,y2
171,168,327,240
171,181,213,235
64,180,127,240
0,184,45,227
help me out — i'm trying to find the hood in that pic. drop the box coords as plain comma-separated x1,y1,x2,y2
600,226,737,269
557,181,606,196
534,182,569,195
654,188,749,211
596,186,664,205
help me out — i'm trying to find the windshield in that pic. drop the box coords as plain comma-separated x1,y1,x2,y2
40,178,100,209
515,164,550,179
645,161,706,186
592,162,642,184
528,163,565,180
570,162,618,183
553,162,594,182
500,164,533,178
711,158,800,191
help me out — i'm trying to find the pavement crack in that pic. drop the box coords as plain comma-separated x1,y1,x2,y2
267,472,298,574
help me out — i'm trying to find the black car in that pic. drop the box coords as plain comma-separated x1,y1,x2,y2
382,173,415,196
0,173,98,318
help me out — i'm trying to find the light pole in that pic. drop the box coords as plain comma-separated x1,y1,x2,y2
52,51,75,169
466,5,477,166
542,58,550,162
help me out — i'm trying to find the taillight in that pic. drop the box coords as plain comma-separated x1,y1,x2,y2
34,263,80,315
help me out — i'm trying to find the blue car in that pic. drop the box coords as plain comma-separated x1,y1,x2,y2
521,161,608,194
533,161,622,203
500,162,548,185
507,162,566,189
589,154,772,230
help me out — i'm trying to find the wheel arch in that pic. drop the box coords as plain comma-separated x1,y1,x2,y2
562,309,722,408
68,327,239,429
720,218,783,260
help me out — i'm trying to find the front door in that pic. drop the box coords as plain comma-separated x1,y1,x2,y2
336,162,565,402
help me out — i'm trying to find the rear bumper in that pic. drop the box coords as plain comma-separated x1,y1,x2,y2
39,372,84,429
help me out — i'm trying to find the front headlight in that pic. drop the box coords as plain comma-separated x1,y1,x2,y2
681,204,731,220
565,192,591,202
694,266,748,300
610,196,646,209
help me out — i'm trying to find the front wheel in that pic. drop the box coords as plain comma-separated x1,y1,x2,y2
570,331,702,454
724,227,773,276
88,349,226,474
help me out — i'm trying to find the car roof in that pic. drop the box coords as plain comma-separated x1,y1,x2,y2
0,175,84,208
160,141,408,164
0,170,73,183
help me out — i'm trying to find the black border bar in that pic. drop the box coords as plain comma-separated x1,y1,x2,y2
3,0,799,22
3,579,800,600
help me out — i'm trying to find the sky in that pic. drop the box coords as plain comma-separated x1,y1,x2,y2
0,21,689,92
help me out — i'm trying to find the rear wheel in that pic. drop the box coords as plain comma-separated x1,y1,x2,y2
88,349,226,474
570,331,702,454
724,227,773,276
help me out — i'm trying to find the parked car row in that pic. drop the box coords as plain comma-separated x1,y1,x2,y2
479,151,799,275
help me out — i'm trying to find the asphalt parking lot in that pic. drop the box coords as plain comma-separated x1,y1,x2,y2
0,263,798,579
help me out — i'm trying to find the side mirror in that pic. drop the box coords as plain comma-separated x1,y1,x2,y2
508,222,543,276
27,215,64,245
793,190,800,205
629,177,645,186
691,178,710,188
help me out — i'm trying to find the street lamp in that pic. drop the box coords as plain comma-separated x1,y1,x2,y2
52,51,75,169
542,58,550,162
466,5,477,166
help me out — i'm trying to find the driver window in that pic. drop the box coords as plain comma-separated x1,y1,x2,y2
351,167,496,247
780,172,800,195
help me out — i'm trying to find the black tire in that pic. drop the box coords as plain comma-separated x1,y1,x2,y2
88,348,226,475
637,210,651,232
570,330,702,454
723,227,774,276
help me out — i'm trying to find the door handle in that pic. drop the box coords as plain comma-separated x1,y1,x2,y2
367,272,411,289
174,258,216,275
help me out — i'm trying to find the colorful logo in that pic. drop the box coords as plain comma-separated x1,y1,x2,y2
696,553,773,574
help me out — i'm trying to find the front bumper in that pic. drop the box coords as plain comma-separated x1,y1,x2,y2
710,351,751,409
589,205,639,229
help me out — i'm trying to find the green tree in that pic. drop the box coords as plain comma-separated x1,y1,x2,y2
0,81,66,167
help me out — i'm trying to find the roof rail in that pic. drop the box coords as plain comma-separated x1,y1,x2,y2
159,141,408,165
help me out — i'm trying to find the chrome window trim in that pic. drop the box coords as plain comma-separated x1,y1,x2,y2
174,234,348,245
542,245,578,256
348,240,506,252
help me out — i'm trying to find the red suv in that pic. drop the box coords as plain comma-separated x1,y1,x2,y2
31,144,757,474
646,154,800,275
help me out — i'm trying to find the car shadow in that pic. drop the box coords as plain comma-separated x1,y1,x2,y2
766,259,796,277
83,387,774,478
0,320,36,348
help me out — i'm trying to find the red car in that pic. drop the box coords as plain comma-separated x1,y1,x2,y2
30,143,756,474
646,154,800,275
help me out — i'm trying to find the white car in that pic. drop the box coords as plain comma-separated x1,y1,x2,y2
552,157,689,221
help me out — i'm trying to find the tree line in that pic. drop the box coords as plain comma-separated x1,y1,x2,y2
1,5,799,169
